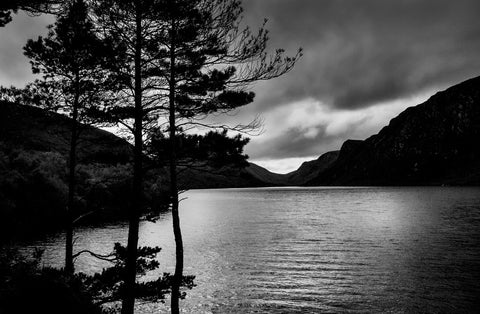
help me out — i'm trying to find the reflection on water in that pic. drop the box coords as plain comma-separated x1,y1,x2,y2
21,187,480,313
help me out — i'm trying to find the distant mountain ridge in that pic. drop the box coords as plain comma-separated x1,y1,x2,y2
306,76,480,185
282,151,340,185
243,76,480,186
241,76,480,186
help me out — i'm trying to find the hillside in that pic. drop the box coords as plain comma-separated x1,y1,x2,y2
0,102,133,163
284,151,339,185
0,101,287,236
176,163,281,189
307,76,480,186
2,74,479,237
0,102,136,237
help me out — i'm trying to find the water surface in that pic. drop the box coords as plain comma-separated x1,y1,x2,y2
23,187,480,313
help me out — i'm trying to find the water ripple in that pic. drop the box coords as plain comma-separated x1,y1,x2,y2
21,187,480,313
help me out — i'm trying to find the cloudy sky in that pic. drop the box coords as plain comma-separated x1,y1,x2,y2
1,0,480,173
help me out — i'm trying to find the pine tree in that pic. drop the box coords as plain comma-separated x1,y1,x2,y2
152,0,302,312
91,1,300,312
92,1,176,313
23,0,115,275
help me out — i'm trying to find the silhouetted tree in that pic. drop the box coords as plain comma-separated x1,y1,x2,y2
0,247,104,314
0,84,55,105
91,1,181,313
85,1,299,312
73,243,195,310
0,0,61,27
151,0,301,312
23,0,115,275
0,244,194,314
150,130,250,171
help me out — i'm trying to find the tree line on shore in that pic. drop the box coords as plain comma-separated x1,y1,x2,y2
0,1,301,313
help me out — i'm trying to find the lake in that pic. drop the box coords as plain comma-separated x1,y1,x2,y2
20,187,480,313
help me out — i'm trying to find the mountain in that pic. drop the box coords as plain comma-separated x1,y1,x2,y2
284,151,339,185
182,155,342,188
0,101,287,236
0,101,133,163
176,163,285,189
244,163,289,186
0,101,136,237
307,76,480,186
2,74,479,236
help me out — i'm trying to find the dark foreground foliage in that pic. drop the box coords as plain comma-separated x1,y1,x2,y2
0,248,103,314
0,245,195,314
74,243,195,308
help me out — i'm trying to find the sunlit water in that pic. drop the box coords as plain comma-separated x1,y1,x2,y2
19,187,480,313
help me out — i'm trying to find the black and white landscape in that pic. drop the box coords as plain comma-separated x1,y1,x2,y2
1,1,480,313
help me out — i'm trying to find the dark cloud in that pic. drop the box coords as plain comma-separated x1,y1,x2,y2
248,115,371,160
243,0,480,111
1,2,479,171
248,126,336,159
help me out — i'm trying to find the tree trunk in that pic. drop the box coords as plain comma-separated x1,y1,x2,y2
65,74,80,275
121,4,143,314
169,12,183,314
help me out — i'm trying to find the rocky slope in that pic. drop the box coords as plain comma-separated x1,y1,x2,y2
307,76,480,186
284,151,339,185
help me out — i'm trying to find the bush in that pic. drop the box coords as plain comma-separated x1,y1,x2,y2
0,248,103,314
